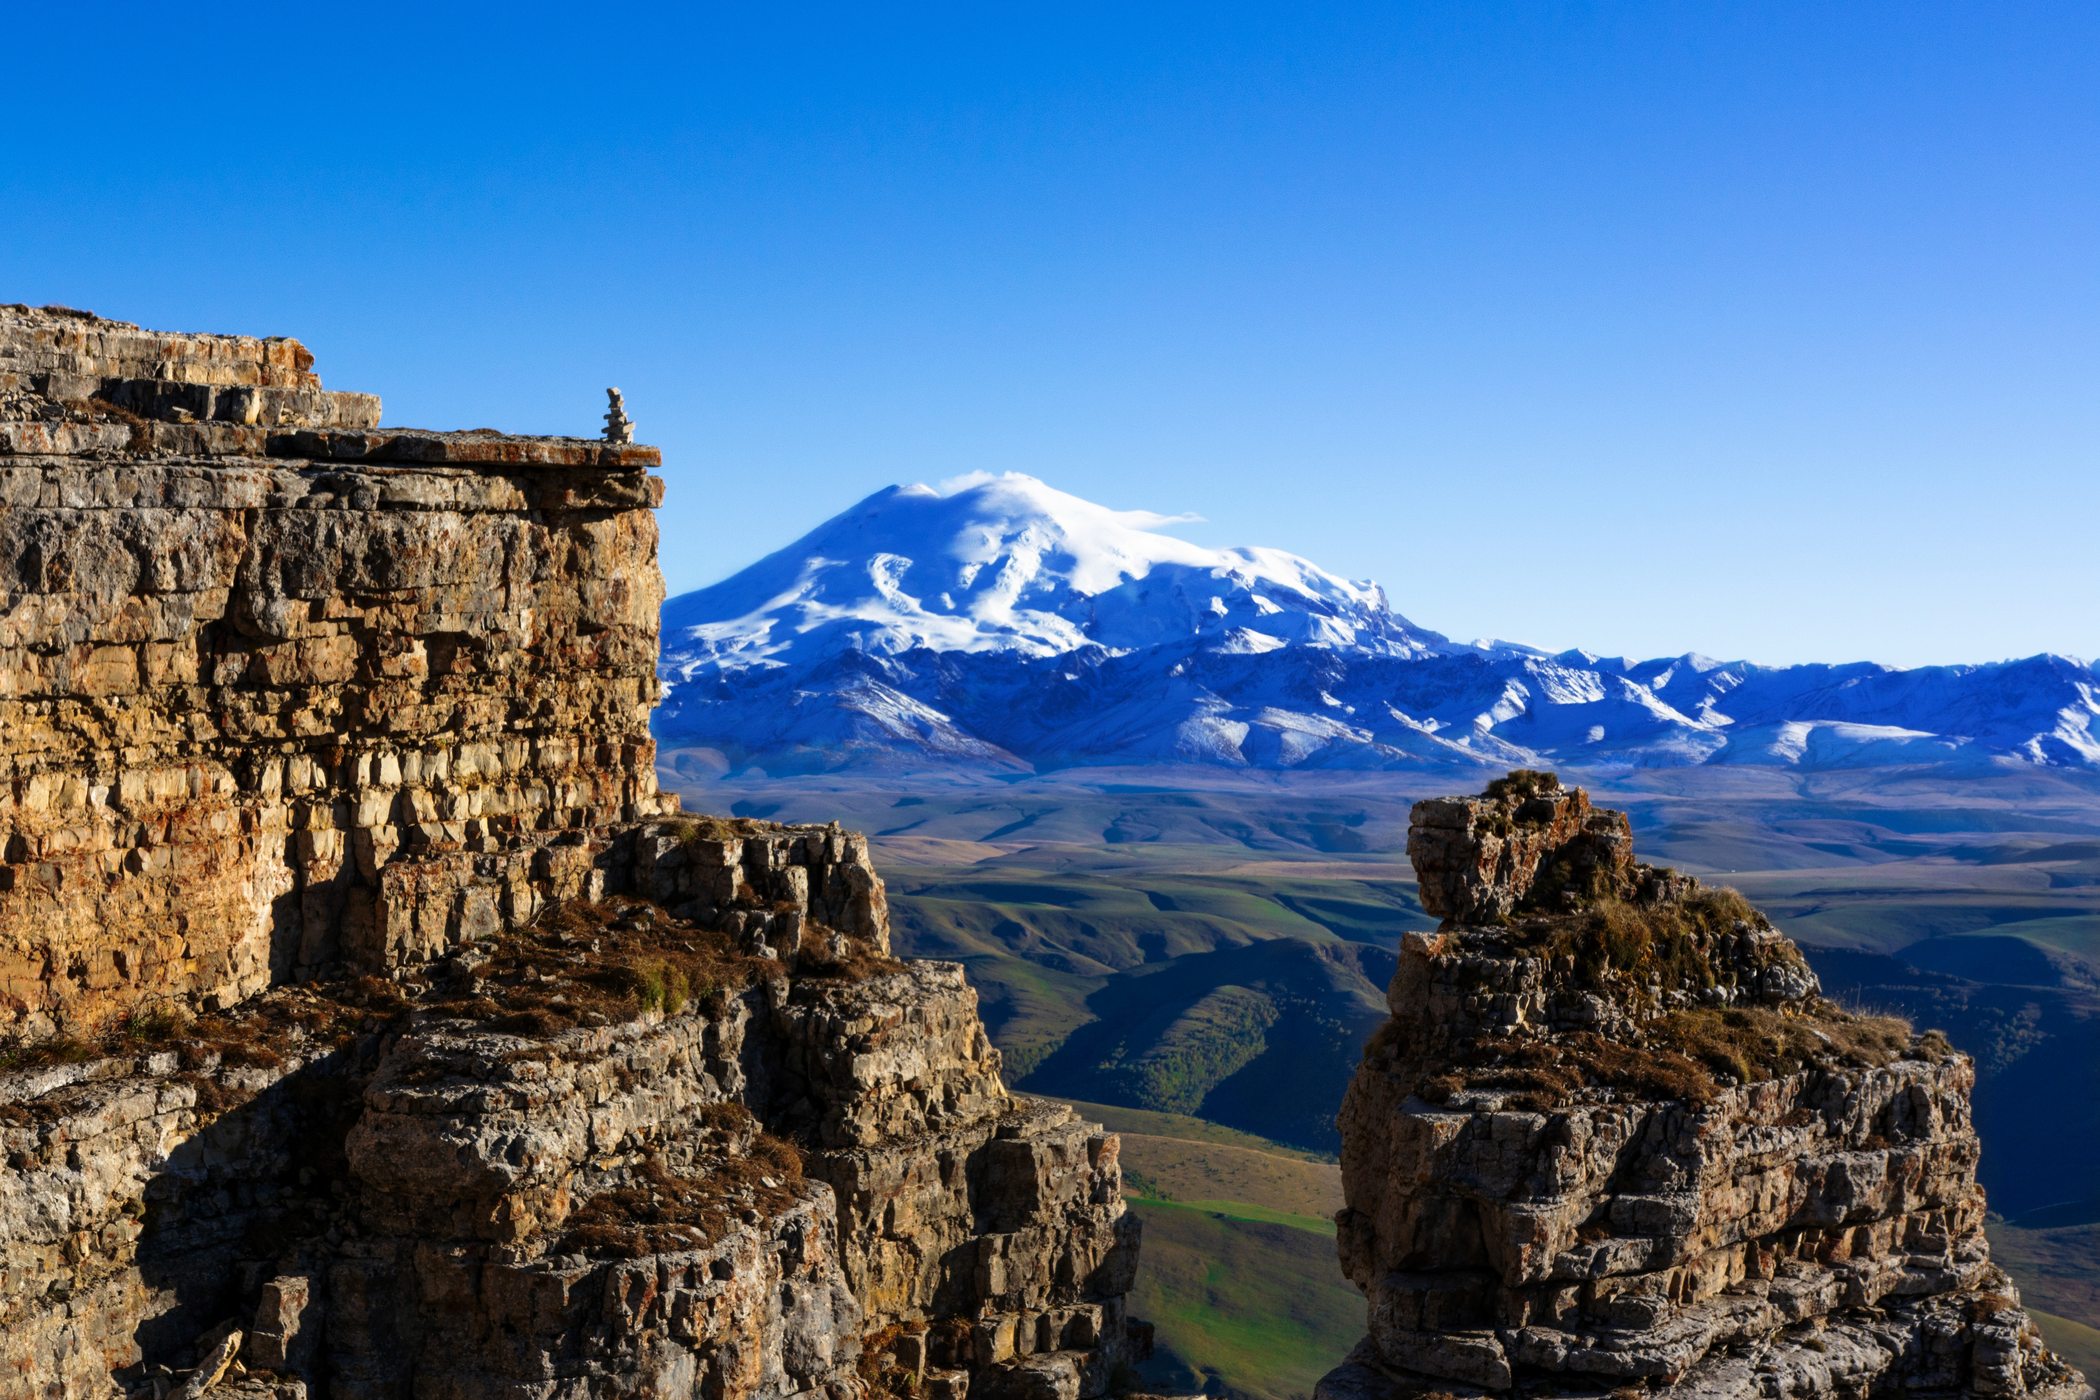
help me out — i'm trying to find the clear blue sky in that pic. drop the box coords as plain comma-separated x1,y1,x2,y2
7,3,2094,667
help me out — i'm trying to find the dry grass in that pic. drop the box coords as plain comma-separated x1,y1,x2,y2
0,890,894,1131
1425,1002,1948,1111
1652,1002,1944,1086
670,814,773,845
1422,1030,1719,1110
858,1322,935,1398
0,975,417,1123
425,897,778,1041
0,1035,98,1074
1528,886,1790,991
559,1105,806,1259
794,942,904,984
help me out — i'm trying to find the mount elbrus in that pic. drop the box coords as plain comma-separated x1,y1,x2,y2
0,307,1141,1399
1321,772,2088,1400
655,473,2100,776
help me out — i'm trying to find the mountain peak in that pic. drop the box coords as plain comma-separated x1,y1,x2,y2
657,476,2100,776
663,472,1442,677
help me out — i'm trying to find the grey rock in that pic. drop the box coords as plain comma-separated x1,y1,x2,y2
1321,776,2091,1400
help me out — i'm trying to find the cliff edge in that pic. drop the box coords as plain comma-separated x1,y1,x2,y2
0,308,1141,1400
1320,770,2088,1400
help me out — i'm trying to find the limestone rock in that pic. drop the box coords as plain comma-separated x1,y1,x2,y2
0,877,1139,1398
1405,769,1637,924
171,1326,241,1399
0,309,1141,1400
1321,773,2090,1400
245,1275,315,1374
0,307,672,1042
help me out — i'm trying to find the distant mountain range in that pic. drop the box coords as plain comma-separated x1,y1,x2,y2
656,473,2100,775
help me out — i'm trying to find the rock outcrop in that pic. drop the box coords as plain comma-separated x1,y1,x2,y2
0,309,1140,1400
0,304,668,1041
1321,771,2089,1400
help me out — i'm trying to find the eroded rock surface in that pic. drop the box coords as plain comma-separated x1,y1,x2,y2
0,310,1140,1400
0,305,669,1041
1321,773,2089,1400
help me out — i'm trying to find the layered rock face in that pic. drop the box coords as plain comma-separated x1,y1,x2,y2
0,305,671,1041
1322,772,2088,1400
0,310,1139,1400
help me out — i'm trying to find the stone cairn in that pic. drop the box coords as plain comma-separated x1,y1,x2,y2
605,385,635,443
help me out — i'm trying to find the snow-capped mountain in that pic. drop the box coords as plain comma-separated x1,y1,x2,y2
656,473,2100,775
664,473,1438,667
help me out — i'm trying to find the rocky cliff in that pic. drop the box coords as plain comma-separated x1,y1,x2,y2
1319,771,2088,1400
0,308,1140,1400
0,304,669,1039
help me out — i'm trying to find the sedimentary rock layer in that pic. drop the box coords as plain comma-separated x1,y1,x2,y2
1,827,1139,1398
0,305,670,1038
0,309,1141,1400
1321,772,2088,1400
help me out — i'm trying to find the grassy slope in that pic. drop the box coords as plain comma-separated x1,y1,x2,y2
1052,1096,1335,1157
1068,1099,1355,1400
1120,1134,1342,1223
879,840,1406,1150
1129,1200,1363,1400
1131,1195,1334,1236
1044,1097,1356,1398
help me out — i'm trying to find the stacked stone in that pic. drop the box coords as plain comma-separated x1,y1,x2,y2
604,386,635,444
1319,775,2088,1400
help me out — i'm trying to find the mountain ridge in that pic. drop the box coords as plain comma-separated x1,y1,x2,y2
657,473,2100,775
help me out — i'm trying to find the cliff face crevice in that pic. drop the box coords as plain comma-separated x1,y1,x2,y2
1320,772,2088,1400
0,309,1140,1400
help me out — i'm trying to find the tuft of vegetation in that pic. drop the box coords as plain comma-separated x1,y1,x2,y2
558,1113,806,1260
793,941,905,984
1647,1003,1934,1087
631,960,692,1016
1421,1029,1719,1109
670,814,768,847
0,1035,97,1074
113,1006,192,1047
1423,1001,1951,1111
1531,886,1783,991
425,897,777,1043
